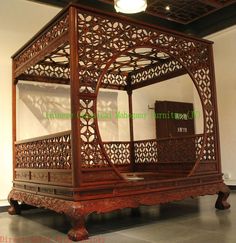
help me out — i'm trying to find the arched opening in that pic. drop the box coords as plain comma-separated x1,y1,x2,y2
96,46,204,181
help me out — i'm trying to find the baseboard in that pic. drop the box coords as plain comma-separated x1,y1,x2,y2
228,185,236,191
0,199,9,212
0,206,8,213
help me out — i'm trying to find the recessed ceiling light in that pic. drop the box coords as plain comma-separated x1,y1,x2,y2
114,0,147,14
165,5,170,11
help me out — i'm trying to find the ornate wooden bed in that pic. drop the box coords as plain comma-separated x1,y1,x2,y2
8,3,230,241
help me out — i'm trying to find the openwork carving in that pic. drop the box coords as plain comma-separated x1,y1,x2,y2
76,9,217,171
14,13,69,72
81,142,108,168
43,43,70,66
202,134,216,160
19,43,70,84
103,72,127,88
15,132,71,169
12,4,220,184
157,135,202,163
10,5,229,242
108,48,164,74
103,142,131,165
80,99,108,168
130,57,184,88
134,135,208,165
134,140,158,164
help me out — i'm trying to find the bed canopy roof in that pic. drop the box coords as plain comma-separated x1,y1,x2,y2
12,3,210,92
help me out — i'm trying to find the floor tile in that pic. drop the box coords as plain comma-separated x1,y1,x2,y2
0,192,235,243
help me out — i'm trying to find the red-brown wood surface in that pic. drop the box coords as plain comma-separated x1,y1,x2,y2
9,4,230,242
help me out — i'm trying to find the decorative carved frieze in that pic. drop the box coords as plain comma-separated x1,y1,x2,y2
50,172,72,185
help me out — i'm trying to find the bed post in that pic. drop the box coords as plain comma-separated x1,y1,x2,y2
69,5,81,188
208,44,230,209
68,6,89,241
127,75,135,172
8,60,20,215
12,60,17,183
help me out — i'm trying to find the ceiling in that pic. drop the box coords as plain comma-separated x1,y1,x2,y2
29,0,236,37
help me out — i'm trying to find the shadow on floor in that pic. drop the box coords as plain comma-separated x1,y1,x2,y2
18,197,200,236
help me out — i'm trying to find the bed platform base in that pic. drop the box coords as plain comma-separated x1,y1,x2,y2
8,182,230,241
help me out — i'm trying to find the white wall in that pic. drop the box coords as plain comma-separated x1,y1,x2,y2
17,82,71,140
0,0,61,201
207,26,236,185
97,90,120,141
132,74,203,140
1,1,236,204
98,75,202,142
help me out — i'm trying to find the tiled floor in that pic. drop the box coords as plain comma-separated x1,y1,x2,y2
0,192,235,243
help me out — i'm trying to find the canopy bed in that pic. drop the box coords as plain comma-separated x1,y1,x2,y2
8,3,230,241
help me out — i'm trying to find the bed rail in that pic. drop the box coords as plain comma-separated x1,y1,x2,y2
15,130,71,170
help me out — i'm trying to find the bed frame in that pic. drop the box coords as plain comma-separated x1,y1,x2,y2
8,4,230,241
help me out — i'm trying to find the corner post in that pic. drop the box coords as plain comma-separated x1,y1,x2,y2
127,75,135,171
208,44,222,174
12,60,16,182
8,60,19,215
208,44,230,209
69,6,81,187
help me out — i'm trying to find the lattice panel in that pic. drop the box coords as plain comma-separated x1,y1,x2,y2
80,98,108,167
76,9,217,169
81,142,108,168
194,68,212,106
103,72,127,88
43,43,70,65
130,58,183,86
77,9,210,93
14,13,69,71
103,142,131,165
20,43,70,83
134,140,158,163
133,135,209,164
15,133,71,169
80,99,96,143
202,134,216,160
193,67,215,135
107,48,164,74
195,135,204,159
23,63,70,81
77,13,136,94
157,136,202,163
21,45,129,88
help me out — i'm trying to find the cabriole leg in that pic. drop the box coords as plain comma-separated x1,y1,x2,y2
68,216,89,241
8,199,21,215
215,184,230,210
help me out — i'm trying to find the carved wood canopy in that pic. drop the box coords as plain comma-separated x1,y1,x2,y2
12,3,219,179
12,4,210,92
